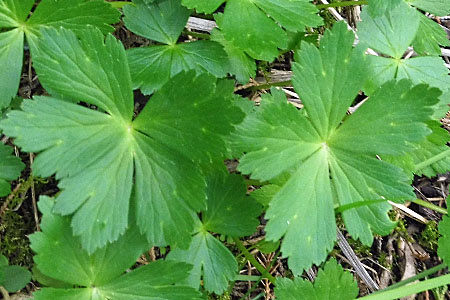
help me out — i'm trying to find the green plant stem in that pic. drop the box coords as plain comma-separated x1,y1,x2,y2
379,263,447,293
414,147,450,172
358,273,450,300
108,1,133,9
316,0,368,9
411,199,448,215
233,237,277,285
249,80,292,91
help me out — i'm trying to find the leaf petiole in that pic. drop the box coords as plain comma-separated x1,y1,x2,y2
414,148,450,172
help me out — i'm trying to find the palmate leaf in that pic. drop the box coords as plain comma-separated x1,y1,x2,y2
0,27,243,253
0,143,24,197
0,0,119,108
275,259,359,300
182,0,322,61
364,0,449,55
124,0,228,95
31,197,202,300
233,22,438,274
168,173,262,294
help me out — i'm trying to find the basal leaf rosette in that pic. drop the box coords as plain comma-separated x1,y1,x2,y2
0,27,244,253
233,22,439,275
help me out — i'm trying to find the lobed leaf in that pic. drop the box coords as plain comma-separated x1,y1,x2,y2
123,0,190,45
275,259,359,299
0,0,33,27
124,0,228,95
168,173,261,293
233,22,438,274
1,27,243,253
31,197,202,300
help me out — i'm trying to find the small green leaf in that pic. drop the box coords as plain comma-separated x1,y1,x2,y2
168,232,237,294
211,14,256,84
275,259,359,299
413,14,450,56
123,0,190,45
203,173,262,236
0,29,23,108
127,41,228,95
2,265,31,292
438,215,450,265
359,2,419,59
250,184,281,208
0,143,24,197
168,173,260,293
221,0,287,61
124,0,228,94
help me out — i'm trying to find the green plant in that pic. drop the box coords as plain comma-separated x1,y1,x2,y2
0,253,31,295
0,0,449,299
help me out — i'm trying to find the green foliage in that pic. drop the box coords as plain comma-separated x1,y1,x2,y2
182,0,322,61
168,173,262,293
1,26,243,253
0,0,449,298
124,0,228,94
233,21,438,274
0,143,24,196
275,259,359,299
31,196,202,300
0,254,31,292
0,0,119,108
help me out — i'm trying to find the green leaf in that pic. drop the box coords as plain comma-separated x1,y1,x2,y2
124,0,228,95
203,173,262,236
0,143,24,197
2,265,31,292
181,0,224,13
32,27,133,118
406,0,450,16
1,27,242,253
26,0,120,34
127,41,228,95
0,0,33,27
275,259,359,300
387,121,450,178
0,29,24,108
367,0,403,16
221,0,321,61
168,232,237,294
438,215,450,265
358,2,419,59
211,14,256,84
413,14,450,56
233,22,437,274
168,173,260,293
123,0,190,45
31,197,202,300
250,184,281,208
